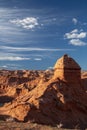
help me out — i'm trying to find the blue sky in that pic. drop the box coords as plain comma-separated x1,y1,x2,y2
0,0,87,70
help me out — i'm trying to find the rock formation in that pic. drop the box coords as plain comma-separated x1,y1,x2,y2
54,54,81,82
0,54,87,129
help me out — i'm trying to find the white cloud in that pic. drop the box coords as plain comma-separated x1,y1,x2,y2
1,65,7,68
78,32,87,38
64,29,87,46
71,29,78,33
65,29,87,39
10,17,39,29
0,56,31,61
34,58,42,61
0,8,42,45
0,63,24,70
72,18,78,25
69,39,86,46
1,46,75,52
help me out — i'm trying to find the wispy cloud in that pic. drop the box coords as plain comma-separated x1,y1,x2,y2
0,8,78,69
72,18,78,25
0,45,75,62
0,8,46,45
0,63,24,70
34,58,42,61
64,29,87,46
0,56,31,61
0,46,75,52
0,8,30,44
0,8,65,45
0,51,31,61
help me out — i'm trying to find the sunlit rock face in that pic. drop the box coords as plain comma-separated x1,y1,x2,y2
54,54,81,82
0,55,87,129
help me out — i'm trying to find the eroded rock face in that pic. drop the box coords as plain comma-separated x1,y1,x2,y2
0,55,87,129
54,54,81,82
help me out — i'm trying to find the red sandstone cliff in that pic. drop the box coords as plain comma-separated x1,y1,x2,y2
0,55,87,129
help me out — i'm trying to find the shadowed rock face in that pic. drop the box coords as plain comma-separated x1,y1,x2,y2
0,55,87,129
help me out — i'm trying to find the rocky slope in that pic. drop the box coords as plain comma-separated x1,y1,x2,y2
0,55,87,129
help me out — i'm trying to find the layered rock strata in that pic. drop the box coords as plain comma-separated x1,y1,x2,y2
0,55,87,129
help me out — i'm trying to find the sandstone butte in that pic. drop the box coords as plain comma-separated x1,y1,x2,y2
0,54,87,129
